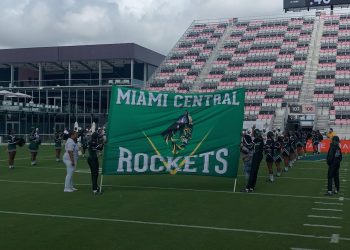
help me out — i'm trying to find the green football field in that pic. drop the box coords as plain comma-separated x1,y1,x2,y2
0,145,349,250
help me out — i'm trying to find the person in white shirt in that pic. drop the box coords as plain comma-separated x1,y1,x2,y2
63,131,79,192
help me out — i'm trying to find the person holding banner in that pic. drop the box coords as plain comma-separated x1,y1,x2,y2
63,131,79,193
241,130,253,182
325,136,342,195
244,129,264,192
87,132,103,194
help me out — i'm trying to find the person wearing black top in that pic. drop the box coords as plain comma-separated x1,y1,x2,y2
302,131,309,157
265,131,275,182
274,136,283,177
289,132,297,168
244,129,264,192
311,130,320,154
325,136,342,195
241,131,254,182
295,130,303,159
87,132,103,194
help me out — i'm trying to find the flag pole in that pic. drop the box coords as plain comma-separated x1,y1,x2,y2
233,178,237,193
99,175,104,193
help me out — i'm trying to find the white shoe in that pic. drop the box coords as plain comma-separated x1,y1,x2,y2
9,165,14,169
72,187,78,191
64,189,74,192
56,158,60,162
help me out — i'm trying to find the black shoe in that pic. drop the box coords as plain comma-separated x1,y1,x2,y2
333,190,339,195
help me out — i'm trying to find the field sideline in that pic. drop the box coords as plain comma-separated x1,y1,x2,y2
0,145,349,250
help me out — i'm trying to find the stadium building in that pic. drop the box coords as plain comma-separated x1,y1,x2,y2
0,43,164,139
148,12,350,138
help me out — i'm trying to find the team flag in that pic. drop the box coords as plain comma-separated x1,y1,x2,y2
102,86,245,178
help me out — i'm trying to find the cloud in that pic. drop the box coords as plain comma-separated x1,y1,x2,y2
0,0,303,55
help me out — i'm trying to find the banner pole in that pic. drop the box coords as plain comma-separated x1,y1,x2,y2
233,178,237,193
99,175,104,193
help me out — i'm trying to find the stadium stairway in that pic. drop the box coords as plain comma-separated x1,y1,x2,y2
193,24,232,90
299,16,324,105
272,108,288,130
315,106,330,130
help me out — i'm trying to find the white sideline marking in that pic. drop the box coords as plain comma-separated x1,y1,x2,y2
307,215,342,220
330,234,340,244
290,247,320,250
0,179,348,201
313,202,343,206
297,168,325,170
303,224,342,229
0,210,349,241
312,208,343,212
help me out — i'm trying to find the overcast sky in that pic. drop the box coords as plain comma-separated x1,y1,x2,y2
0,0,309,55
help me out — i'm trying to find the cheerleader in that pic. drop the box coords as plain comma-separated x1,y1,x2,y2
29,127,41,166
289,131,297,167
54,130,63,162
282,131,290,172
302,130,309,157
295,130,304,159
274,135,283,177
265,131,275,182
311,130,320,154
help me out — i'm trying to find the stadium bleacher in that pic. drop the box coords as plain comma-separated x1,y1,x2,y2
148,13,350,135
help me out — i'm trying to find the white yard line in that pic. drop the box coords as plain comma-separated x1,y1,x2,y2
313,202,343,206
0,210,349,241
307,215,342,220
312,208,343,212
303,224,342,229
290,248,319,250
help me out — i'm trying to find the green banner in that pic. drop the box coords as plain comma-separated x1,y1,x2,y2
102,86,245,178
